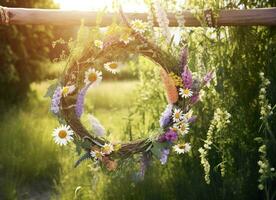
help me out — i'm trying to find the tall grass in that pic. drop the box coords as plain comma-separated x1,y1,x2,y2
0,79,139,199
0,90,60,199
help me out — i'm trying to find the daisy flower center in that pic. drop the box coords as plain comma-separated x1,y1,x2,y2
175,113,180,119
88,73,97,82
180,125,186,131
62,87,69,96
184,89,190,95
109,63,118,69
58,130,67,139
95,151,103,159
178,144,185,149
103,146,111,152
172,127,178,132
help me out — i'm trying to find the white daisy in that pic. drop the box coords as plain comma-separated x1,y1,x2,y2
94,40,103,49
179,88,193,98
104,62,123,74
62,85,75,97
172,108,184,122
90,150,104,160
52,125,74,146
173,144,185,154
102,143,114,155
84,68,102,86
173,143,191,154
184,143,191,152
174,121,190,136
130,19,147,33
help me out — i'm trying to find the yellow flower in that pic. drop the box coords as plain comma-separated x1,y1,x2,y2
169,73,183,87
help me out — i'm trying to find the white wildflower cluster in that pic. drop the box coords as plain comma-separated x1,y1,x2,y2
259,72,273,120
152,0,171,42
198,108,231,184
220,155,226,177
257,144,275,190
130,19,149,34
198,147,210,184
257,72,275,191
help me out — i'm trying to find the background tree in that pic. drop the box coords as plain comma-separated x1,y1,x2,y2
0,0,55,108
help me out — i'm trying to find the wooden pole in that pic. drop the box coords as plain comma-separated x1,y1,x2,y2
0,7,276,27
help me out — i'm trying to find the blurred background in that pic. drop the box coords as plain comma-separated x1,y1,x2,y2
0,0,276,199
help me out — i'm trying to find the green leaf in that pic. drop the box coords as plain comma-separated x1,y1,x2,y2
81,140,92,149
254,137,263,143
169,35,175,47
74,139,83,155
74,152,91,168
151,142,168,159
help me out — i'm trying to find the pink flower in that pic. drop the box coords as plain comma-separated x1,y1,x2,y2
180,47,188,69
159,129,178,142
190,93,200,104
182,66,193,89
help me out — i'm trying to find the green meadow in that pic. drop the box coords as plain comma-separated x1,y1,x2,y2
0,78,140,199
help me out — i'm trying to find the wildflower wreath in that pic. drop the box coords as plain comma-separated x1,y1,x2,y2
47,10,213,172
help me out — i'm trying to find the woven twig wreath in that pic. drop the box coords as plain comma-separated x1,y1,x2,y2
48,10,213,172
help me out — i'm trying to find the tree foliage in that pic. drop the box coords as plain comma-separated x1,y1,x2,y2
0,0,55,107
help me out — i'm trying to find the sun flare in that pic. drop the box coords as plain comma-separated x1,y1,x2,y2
54,0,148,12
54,0,110,11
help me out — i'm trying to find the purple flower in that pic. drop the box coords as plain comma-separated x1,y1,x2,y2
188,116,197,123
180,47,188,69
160,148,170,165
159,129,178,142
159,104,173,128
180,47,193,89
190,93,200,104
182,67,193,89
164,129,178,142
203,71,213,85
51,86,62,114
75,84,91,118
